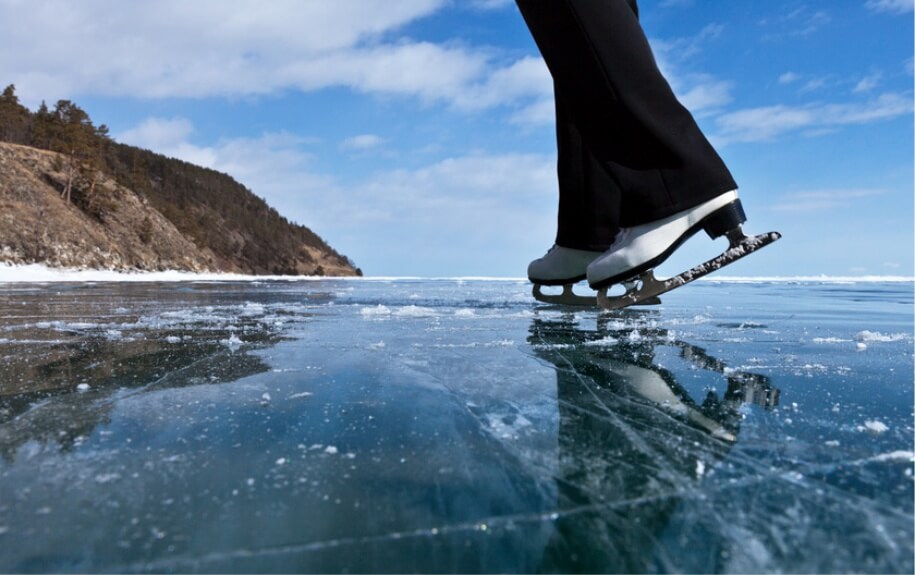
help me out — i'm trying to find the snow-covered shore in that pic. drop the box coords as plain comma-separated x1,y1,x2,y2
0,263,912,284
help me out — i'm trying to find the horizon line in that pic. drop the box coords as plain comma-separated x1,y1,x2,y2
0,264,913,284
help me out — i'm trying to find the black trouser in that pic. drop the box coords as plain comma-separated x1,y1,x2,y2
516,0,737,251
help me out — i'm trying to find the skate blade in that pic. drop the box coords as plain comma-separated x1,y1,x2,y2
532,283,596,307
597,231,781,311
532,283,660,307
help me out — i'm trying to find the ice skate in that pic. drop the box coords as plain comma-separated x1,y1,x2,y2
528,246,662,306
528,245,602,306
586,191,781,310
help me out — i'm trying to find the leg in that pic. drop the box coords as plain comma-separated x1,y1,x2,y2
527,90,613,291
515,0,736,226
517,0,774,301
554,88,619,252
527,76,621,290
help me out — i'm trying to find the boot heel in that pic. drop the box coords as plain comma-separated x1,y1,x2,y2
703,200,747,239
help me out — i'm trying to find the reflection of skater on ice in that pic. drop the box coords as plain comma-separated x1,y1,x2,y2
517,0,779,308
528,313,780,443
528,313,780,572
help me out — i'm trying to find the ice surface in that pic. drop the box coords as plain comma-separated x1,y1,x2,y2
0,278,912,573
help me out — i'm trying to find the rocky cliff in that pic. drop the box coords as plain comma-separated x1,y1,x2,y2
0,141,360,276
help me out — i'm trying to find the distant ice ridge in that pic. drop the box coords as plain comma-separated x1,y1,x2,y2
0,263,912,283
706,275,914,283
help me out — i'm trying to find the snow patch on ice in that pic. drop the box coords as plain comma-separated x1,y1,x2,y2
454,308,476,318
220,334,243,349
94,473,122,484
240,303,266,317
427,340,515,349
584,335,619,347
0,263,346,283
393,305,437,317
531,343,575,350
361,305,391,317
870,451,915,462
812,337,851,344
859,420,889,434
856,331,908,343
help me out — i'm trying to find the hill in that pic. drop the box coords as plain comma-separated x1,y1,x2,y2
0,85,360,276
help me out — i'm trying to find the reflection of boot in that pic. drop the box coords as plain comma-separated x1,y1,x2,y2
727,374,780,409
602,360,736,442
530,315,779,442
677,340,780,410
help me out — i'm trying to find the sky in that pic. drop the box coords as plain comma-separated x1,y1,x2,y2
1,0,912,278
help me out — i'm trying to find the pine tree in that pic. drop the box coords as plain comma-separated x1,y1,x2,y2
44,100,111,214
0,84,30,144
30,101,52,149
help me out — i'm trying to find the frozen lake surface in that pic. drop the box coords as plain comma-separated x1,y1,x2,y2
0,278,912,573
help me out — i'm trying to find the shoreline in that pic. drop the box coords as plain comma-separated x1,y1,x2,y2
0,263,912,284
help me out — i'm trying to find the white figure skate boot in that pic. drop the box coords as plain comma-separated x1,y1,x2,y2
586,190,781,310
528,245,602,286
528,245,602,306
586,190,741,289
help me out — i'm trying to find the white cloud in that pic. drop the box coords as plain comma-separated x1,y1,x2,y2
336,152,557,274
760,7,831,40
853,73,882,93
0,0,545,115
651,25,733,113
341,134,386,151
454,56,552,111
677,75,734,113
778,72,801,84
866,0,914,14
714,92,913,143
466,0,514,10
770,189,887,213
118,117,195,151
116,117,219,167
509,98,555,127
800,76,832,93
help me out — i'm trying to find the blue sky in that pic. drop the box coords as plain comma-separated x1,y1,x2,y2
1,0,912,277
